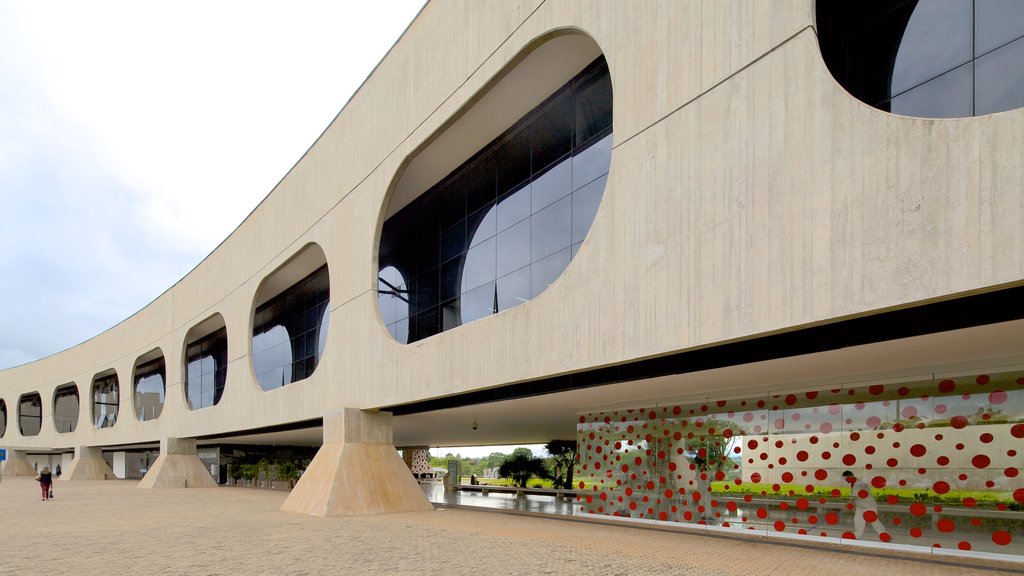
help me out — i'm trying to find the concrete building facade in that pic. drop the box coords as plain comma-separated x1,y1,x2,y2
2,0,1023,561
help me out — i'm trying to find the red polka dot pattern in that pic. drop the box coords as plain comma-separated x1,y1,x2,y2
574,370,1024,556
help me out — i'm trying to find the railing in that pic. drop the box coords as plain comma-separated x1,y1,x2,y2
455,484,578,500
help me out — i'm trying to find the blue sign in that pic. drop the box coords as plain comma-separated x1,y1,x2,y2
0,449,6,461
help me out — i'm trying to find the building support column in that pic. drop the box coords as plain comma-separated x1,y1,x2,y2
2,449,38,477
281,408,433,516
64,446,116,480
138,438,218,489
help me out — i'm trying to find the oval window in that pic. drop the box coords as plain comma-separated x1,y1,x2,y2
378,34,612,343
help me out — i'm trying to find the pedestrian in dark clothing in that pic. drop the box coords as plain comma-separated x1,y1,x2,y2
36,466,53,501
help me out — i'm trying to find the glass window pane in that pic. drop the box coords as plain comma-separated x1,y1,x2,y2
467,204,496,247
975,0,1024,55
531,196,572,262
531,158,571,214
440,258,461,302
461,236,496,294
442,298,461,331
890,63,973,118
496,130,531,195
460,281,496,324
497,218,531,277
891,0,974,96
497,184,531,232
497,266,531,312
531,247,572,298
975,35,1024,116
530,92,574,171
572,174,607,245
576,66,614,144
440,220,466,263
572,133,613,190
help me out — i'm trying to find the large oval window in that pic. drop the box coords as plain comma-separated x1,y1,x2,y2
818,1,1024,117
378,34,612,343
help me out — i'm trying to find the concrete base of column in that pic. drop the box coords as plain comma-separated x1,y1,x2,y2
64,446,115,481
281,409,432,517
138,438,218,489
2,450,38,477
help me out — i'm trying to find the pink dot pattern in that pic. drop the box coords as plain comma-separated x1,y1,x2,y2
575,370,1024,556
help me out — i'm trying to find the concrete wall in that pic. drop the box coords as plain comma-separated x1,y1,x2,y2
1,1,1022,451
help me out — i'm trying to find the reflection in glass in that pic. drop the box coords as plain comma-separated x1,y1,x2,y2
92,373,119,429
0,399,5,438
134,357,165,422
53,384,79,433
576,368,1024,555
975,36,1024,116
18,393,41,436
818,1,1024,117
379,57,612,342
252,265,329,391
185,327,227,410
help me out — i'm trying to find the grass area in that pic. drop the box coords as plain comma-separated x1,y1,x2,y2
710,482,1014,506
460,477,556,488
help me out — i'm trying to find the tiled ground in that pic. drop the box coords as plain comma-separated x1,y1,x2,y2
0,477,1020,576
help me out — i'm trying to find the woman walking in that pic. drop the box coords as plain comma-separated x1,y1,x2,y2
36,466,53,501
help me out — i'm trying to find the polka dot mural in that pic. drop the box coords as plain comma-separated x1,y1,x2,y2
575,369,1024,557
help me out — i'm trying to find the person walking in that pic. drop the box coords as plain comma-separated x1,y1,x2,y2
36,466,53,502
843,470,886,539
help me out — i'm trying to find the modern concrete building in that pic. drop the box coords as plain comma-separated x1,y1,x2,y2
2,0,1023,561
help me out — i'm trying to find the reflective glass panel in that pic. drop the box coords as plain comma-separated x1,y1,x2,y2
18,393,41,436
975,36,1024,116
379,57,611,342
92,373,119,429
890,63,973,118
975,0,1024,55
185,327,227,410
134,357,165,422
0,399,6,438
252,265,329,391
53,384,79,433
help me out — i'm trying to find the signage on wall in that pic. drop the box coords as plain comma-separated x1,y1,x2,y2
0,448,6,461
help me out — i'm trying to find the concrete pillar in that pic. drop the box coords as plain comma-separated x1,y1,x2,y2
281,409,433,517
64,446,116,481
138,437,218,489
2,449,38,477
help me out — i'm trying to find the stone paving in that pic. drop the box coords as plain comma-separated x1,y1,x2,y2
0,477,1021,576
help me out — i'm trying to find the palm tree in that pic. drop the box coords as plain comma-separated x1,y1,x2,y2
545,440,579,489
498,453,550,487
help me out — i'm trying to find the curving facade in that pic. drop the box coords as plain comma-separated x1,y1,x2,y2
2,0,1024,561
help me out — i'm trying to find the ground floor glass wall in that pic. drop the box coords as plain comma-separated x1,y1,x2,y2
576,368,1024,556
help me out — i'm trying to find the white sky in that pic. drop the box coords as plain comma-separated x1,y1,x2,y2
0,1,426,369
434,445,549,459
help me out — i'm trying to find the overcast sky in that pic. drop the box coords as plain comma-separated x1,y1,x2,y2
0,1,427,370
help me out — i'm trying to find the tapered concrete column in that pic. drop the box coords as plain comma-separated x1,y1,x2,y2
64,446,116,480
138,437,218,489
2,449,38,477
281,409,433,516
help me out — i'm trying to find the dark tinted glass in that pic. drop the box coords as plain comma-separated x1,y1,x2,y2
53,384,79,433
252,266,330,391
818,0,1024,117
379,56,612,343
18,393,41,436
0,399,6,438
185,327,228,410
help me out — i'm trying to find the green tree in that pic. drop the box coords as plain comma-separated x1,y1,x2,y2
498,452,549,487
545,440,578,489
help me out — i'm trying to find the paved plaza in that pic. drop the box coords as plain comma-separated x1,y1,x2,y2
1,477,1022,575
